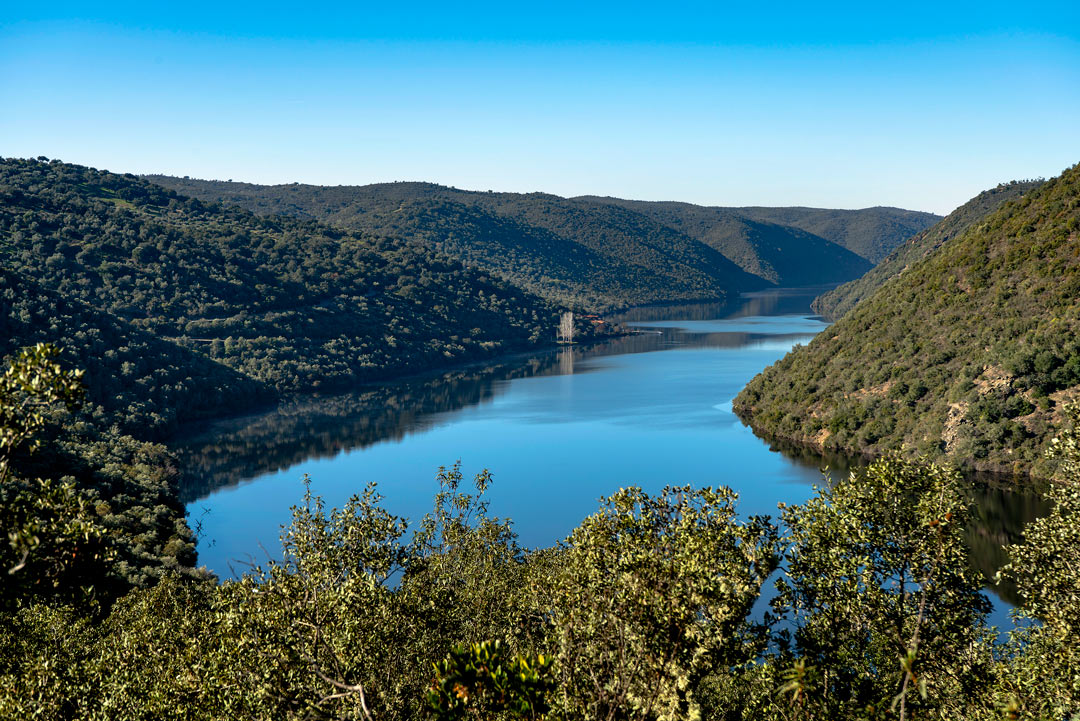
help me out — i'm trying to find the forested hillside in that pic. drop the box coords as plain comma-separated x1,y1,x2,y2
147,176,928,307
729,205,942,262
735,164,1080,477
0,157,584,617
813,180,1043,320
0,158,569,419
146,177,767,309
579,196,873,285
0,269,270,437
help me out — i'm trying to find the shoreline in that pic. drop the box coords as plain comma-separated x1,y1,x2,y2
732,404,1053,489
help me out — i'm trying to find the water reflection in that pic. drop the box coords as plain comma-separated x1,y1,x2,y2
745,429,1050,607
611,285,836,323
965,481,1051,605
173,287,1049,615
173,313,824,503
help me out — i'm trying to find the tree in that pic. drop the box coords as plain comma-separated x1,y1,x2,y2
995,405,1080,718
773,457,994,718
0,344,109,610
543,485,779,720
0,343,84,485
427,640,555,720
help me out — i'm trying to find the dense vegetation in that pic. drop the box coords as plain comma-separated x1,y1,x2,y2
736,164,1080,477
146,176,767,310
728,205,942,263
5,156,1075,718
813,181,1043,320
1,158,592,432
0,344,203,613
148,176,935,309
2,346,1079,720
0,267,270,436
578,196,873,285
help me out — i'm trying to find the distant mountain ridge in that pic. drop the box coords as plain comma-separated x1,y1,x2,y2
147,176,938,310
576,197,875,286
734,163,1080,477
727,205,942,263
145,177,764,310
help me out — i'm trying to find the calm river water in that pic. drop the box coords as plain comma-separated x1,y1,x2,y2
174,287,1044,625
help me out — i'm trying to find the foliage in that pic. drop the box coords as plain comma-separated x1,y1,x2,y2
0,342,84,478
774,457,994,718
1,475,114,611
4,342,1080,719
736,163,1080,477
2,444,1080,720
0,267,270,437
543,485,779,720
0,343,109,610
0,157,567,433
994,405,1080,718
1,345,198,607
427,640,555,720
814,180,1042,321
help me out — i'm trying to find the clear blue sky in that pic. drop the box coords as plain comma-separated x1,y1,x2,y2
2,1,1078,214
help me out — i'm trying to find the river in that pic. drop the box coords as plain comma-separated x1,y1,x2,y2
173,287,1044,624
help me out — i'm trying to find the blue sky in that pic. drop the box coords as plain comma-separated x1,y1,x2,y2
2,2,1078,214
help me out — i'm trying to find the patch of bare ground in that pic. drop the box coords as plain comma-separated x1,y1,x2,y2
942,401,970,453
974,364,1014,395
810,427,832,449
849,381,893,401
1050,387,1080,423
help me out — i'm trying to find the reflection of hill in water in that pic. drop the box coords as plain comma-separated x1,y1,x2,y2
965,482,1050,606
746,430,1050,606
611,285,838,323
173,355,557,503
173,291,1049,607
172,321,815,502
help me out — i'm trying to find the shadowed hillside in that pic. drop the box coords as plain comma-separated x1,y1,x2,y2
0,158,569,419
146,177,769,310
147,176,929,309
729,205,941,262
578,196,873,285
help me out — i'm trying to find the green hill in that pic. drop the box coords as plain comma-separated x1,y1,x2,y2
729,205,941,262
734,163,1080,478
0,268,269,437
145,177,768,310
813,181,1043,320
577,197,873,285
0,158,567,420
147,176,926,308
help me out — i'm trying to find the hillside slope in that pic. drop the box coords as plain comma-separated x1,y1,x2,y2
146,177,768,310
148,177,926,306
729,205,941,262
813,181,1043,320
0,158,567,422
734,163,1080,477
578,197,873,285
0,268,269,437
